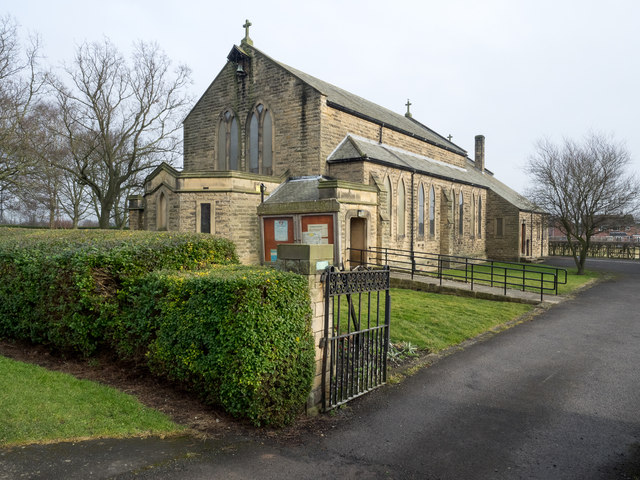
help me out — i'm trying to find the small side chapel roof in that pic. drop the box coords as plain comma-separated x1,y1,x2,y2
251,47,467,157
263,175,327,204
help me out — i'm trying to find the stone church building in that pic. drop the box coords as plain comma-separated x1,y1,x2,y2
128,24,548,266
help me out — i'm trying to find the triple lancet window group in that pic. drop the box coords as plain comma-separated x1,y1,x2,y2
387,177,484,240
217,104,273,175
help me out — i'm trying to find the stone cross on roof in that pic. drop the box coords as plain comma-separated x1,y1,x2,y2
242,19,253,46
405,99,412,118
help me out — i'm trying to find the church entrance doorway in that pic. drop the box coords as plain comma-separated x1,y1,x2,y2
349,217,367,268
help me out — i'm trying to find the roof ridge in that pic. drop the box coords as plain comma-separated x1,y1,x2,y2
247,45,467,156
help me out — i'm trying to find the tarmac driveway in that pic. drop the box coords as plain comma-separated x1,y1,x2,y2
2,258,639,479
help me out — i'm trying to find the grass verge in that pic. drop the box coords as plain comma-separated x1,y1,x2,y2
0,355,184,447
389,288,533,352
555,268,601,295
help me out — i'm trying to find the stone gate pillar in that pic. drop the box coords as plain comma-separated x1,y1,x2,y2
275,244,333,415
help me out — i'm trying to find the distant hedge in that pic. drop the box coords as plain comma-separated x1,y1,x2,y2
119,267,315,426
0,229,238,355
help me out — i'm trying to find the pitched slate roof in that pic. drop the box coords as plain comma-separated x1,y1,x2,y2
263,175,325,204
328,135,542,213
252,47,467,157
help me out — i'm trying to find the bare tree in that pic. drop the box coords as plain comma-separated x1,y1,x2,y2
0,15,45,188
51,39,191,228
58,172,91,228
0,182,19,223
526,133,640,274
21,102,91,228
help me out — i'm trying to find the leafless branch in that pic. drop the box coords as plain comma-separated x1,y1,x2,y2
526,132,640,273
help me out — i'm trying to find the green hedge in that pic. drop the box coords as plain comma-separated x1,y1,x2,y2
119,267,315,427
0,229,238,355
0,229,315,426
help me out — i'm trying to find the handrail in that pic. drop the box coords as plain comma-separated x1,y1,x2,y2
347,246,568,301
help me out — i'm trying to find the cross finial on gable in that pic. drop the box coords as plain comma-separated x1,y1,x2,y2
405,99,412,118
447,134,453,141
242,19,253,46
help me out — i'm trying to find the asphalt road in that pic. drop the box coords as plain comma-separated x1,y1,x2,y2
2,258,639,479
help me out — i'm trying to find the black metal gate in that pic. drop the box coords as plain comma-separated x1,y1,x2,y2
321,266,391,411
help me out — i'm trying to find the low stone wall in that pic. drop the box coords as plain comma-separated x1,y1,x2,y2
390,277,539,305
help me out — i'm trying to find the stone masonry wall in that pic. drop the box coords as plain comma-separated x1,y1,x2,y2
519,211,549,260
142,172,281,264
485,190,521,261
183,46,324,178
485,192,548,262
143,186,180,232
359,162,487,259
176,190,262,264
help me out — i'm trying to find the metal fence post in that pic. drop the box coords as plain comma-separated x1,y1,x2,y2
411,253,416,280
470,264,474,291
504,268,507,296
465,258,468,283
490,260,494,287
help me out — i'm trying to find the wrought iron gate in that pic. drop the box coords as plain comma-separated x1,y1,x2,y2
321,266,391,410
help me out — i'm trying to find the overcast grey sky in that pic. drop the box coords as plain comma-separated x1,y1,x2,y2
7,0,640,194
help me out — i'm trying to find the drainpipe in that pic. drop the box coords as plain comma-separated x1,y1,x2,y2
530,211,534,257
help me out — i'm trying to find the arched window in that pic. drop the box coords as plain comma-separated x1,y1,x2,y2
458,191,464,235
384,176,392,223
418,184,425,236
451,188,456,228
429,185,435,236
247,104,273,175
478,195,482,238
398,179,406,236
384,176,393,236
157,192,167,231
217,110,239,170
471,194,476,236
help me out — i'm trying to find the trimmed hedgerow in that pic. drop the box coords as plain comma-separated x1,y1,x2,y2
119,266,315,427
0,228,237,355
0,229,315,426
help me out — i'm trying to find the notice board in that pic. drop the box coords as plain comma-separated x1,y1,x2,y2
263,217,294,262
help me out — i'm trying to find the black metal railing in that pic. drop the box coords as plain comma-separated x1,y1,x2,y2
347,247,567,302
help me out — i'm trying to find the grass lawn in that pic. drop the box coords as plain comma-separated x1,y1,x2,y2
555,267,601,295
389,288,533,352
388,266,600,353
0,355,184,447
